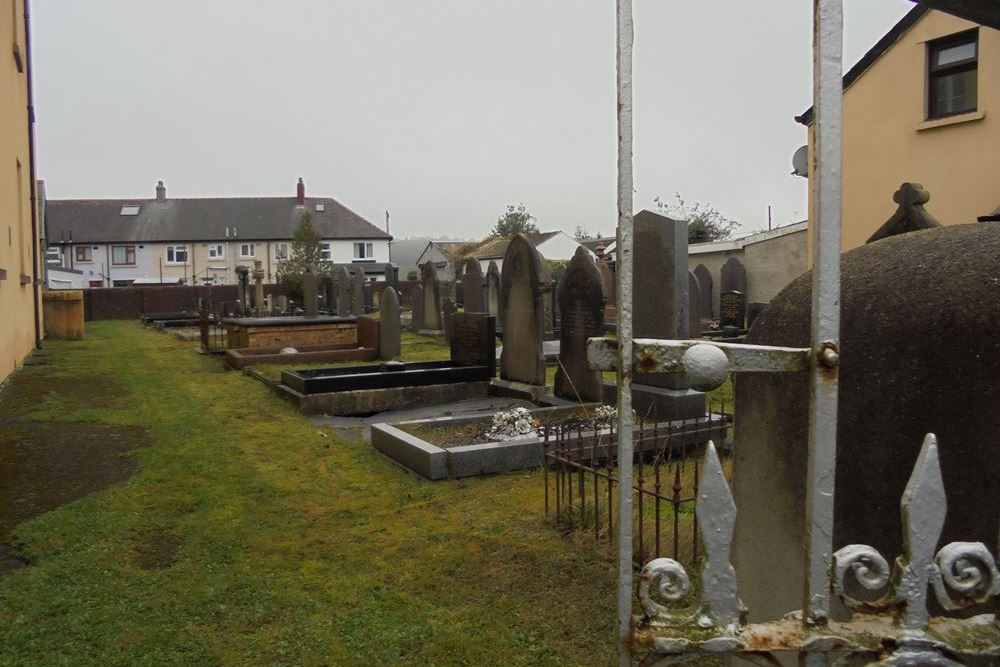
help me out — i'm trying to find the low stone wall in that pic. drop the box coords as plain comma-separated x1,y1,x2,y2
224,342,378,370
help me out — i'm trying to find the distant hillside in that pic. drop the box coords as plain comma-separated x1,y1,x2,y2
390,236,475,278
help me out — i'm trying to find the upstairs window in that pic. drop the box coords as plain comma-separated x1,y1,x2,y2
928,30,978,119
274,242,289,260
75,246,92,263
353,242,374,260
120,205,141,216
166,245,188,264
208,243,225,259
320,242,332,261
112,245,136,266
240,243,255,258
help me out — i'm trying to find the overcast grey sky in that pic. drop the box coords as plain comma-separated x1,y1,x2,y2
33,1,915,239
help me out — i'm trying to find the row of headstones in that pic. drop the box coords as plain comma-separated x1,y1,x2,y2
412,259,502,333
299,267,366,317
691,257,751,332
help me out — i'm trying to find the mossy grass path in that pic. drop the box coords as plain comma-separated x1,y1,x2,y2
0,322,616,665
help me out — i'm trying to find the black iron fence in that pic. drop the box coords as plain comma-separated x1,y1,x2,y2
541,400,733,567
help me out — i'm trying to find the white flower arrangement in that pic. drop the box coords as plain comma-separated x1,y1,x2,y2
485,407,539,442
593,405,618,426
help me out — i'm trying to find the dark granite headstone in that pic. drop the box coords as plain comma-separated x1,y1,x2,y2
410,283,425,331
485,260,501,317
688,271,702,339
336,266,350,316
720,256,747,295
733,223,1000,624
719,290,746,331
461,258,486,313
693,263,713,319
379,287,401,360
321,275,335,313
554,247,605,402
420,263,443,331
442,298,457,342
302,270,318,317
450,312,496,377
499,234,548,385
350,268,364,316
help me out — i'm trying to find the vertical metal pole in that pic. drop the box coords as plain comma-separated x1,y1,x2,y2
803,0,843,646
615,0,635,663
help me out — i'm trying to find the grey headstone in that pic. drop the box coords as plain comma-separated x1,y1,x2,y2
302,270,318,317
379,287,401,360
351,268,364,315
720,256,747,295
734,223,1000,624
336,266,350,316
276,295,289,314
554,247,605,402
450,312,496,377
633,209,688,340
320,275,335,313
693,263,713,319
420,263,443,330
596,258,615,307
485,260,501,318
688,271,701,339
499,234,548,386
411,283,425,331
461,258,486,313
442,298,457,341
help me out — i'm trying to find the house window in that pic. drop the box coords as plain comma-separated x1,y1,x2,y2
111,245,135,266
120,205,141,216
320,242,332,261
166,245,188,264
928,30,978,119
353,242,374,260
208,243,225,259
315,203,325,212
240,243,255,258
274,242,289,260
75,246,92,263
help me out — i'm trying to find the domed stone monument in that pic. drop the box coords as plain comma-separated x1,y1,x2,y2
733,222,1000,622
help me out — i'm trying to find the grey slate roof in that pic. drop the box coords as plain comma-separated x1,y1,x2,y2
45,196,391,244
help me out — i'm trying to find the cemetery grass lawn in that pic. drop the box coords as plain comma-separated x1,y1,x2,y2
0,321,617,666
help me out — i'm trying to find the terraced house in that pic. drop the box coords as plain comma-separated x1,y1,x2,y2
45,178,392,287
1,0,42,383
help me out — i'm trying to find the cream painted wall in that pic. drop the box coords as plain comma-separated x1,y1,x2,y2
0,0,41,382
807,11,999,252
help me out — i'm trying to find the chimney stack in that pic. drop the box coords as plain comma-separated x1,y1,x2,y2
156,180,166,201
296,177,305,206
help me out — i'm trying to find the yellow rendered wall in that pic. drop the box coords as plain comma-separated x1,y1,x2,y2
0,0,40,383
808,11,1000,252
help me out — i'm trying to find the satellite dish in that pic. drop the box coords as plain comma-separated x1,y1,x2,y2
791,145,808,178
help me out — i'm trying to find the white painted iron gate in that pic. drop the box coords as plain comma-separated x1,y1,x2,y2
591,1,1000,664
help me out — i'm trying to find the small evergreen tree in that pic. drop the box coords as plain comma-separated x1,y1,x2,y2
490,203,538,238
276,212,331,298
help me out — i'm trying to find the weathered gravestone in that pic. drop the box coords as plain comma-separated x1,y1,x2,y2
719,290,746,331
302,269,318,317
693,263,713,319
235,265,250,315
410,283,424,331
442,298,457,342
379,287,401,360
499,234,548,386
720,256,746,295
461,258,486,313
746,301,766,330
420,263,443,331
336,266,350,316
350,268,364,316
628,210,703,420
733,223,1000,624
688,271,702,339
596,258,615,307
320,275,335,313
485,261,501,318
554,247,605,402
450,312,497,378
276,295,288,314
253,260,265,315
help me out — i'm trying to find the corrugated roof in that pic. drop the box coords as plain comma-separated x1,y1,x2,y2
46,196,391,244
